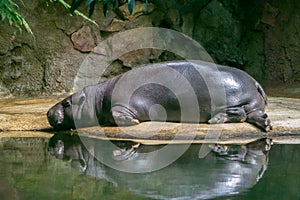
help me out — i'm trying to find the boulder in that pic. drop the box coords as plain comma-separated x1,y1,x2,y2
193,0,243,67
115,1,156,21
71,26,97,52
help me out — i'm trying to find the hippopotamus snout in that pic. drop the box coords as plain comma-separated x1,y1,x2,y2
47,101,75,130
47,103,64,128
47,105,63,126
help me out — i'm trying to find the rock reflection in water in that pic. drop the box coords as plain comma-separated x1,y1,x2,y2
48,134,272,200
0,179,20,200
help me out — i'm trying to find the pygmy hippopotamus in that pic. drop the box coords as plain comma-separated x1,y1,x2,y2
47,60,272,131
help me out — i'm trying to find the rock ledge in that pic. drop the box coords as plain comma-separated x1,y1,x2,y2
0,97,299,144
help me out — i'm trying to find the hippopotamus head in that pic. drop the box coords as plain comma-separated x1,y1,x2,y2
47,86,98,130
47,95,76,130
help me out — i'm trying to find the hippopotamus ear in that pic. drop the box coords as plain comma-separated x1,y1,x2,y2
71,91,86,106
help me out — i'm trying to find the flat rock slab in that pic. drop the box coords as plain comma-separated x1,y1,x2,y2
0,97,300,144
0,97,64,131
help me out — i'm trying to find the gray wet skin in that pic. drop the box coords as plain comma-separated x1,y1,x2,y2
47,60,272,131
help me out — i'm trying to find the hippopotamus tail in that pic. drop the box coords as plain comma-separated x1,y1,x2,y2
255,81,268,105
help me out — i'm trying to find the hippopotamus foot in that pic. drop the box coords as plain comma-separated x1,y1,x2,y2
112,110,140,126
208,107,247,124
246,110,272,132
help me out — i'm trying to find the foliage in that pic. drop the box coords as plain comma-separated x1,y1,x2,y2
0,0,33,35
54,0,98,26
70,0,150,17
0,0,150,35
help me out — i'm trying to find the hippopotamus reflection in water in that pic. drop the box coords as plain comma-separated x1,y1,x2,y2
48,134,272,199
47,61,272,131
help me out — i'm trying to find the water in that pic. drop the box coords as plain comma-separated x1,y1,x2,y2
0,134,300,200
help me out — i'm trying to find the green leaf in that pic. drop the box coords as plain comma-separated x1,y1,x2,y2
111,0,118,9
128,0,135,14
21,17,34,35
103,0,108,17
70,0,83,13
0,0,34,36
56,0,98,26
88,0,95,17
144,0,148,12
1,14,6,21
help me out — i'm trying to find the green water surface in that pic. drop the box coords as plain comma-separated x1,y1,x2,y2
0,136,299,200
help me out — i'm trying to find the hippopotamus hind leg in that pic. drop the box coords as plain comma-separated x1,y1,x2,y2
208,107,247,124
246,110,272,132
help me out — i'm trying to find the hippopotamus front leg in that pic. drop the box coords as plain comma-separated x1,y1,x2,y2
112,111,140,126
111,105,140,126
208,107,247,124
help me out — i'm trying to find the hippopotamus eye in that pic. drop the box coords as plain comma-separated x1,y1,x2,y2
71,92,86,106
62,100,71,108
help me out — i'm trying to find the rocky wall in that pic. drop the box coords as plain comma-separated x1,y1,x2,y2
0,0,299,97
